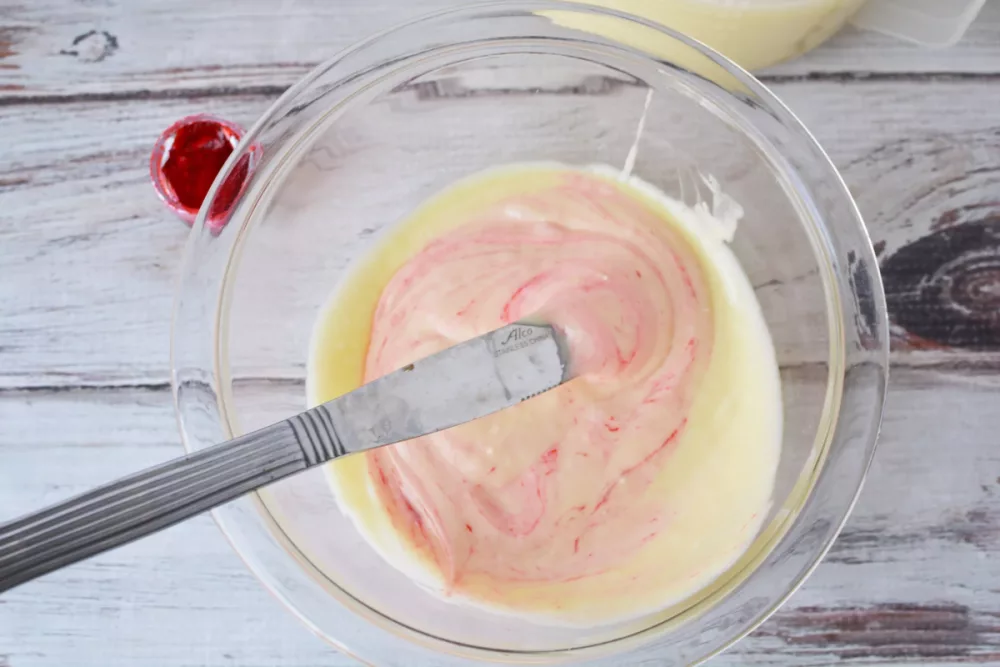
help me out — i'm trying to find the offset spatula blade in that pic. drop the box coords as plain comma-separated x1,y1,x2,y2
0,320,572,592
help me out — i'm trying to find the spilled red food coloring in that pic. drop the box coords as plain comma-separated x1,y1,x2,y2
150,114,257,230
162,120,238,210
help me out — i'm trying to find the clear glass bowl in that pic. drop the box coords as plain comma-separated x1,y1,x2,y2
171,2,888,665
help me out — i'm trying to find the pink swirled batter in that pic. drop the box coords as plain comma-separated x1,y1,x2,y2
363,171,714,589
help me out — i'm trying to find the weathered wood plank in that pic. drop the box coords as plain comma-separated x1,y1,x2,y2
0,94,273,388
1,367,997,665
3,79,1000,388
3,2,999,666
0,1,998,101
0,386,354,666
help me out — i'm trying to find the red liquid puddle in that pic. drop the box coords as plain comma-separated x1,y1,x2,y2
162,121,238,210
151,115,256,230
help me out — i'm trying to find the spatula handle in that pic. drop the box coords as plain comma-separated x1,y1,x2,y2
0,406,346,592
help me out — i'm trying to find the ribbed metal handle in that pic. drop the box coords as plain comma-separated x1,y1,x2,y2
0,406,346,592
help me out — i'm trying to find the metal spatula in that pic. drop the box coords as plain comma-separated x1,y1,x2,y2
0,321,572,593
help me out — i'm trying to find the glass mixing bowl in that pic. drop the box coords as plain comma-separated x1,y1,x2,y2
171,2,888,664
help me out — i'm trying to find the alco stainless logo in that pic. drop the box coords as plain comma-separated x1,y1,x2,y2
487,324,550,358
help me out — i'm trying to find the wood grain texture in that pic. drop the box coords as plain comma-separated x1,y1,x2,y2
2,2,1000,666
0,94,272,388
0,387,352,667
2,369,998,666
4,78,1000,387
0,1,998,102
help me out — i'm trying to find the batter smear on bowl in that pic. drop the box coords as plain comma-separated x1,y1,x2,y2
307,164,782,624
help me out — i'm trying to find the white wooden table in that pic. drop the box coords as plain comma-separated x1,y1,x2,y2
3,2,1000,665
